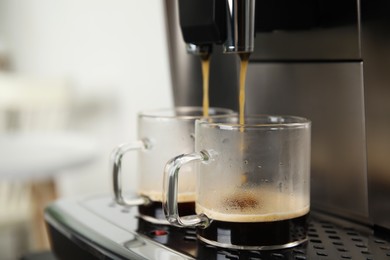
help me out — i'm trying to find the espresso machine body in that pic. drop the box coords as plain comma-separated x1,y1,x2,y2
44,1,390,259
165,0,390,230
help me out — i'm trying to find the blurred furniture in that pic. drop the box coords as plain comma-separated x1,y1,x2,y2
0,181,31,259
0,182,31,229
0,73,71,133
0,73,98,251
0,133,98,247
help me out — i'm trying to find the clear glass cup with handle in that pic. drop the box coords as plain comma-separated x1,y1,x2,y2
163,115,311,249
112,106,235,224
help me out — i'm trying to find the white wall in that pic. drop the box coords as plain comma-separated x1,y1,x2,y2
0,0,173,197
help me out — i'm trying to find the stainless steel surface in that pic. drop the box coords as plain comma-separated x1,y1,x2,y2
164,0,202,106
224,0,255,53
245,62,368,221
252,0,361,61
252,24,360,61
362,1,390,230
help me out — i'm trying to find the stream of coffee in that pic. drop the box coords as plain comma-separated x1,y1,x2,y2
200,52,250,122
201,54,211,117
238,53,251,185
239,53,250,126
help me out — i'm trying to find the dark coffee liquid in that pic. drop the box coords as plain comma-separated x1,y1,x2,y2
197,214,309,248
139,201,196,221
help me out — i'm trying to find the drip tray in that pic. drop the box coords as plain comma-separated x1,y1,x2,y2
138,214,390,260
45,195,390,260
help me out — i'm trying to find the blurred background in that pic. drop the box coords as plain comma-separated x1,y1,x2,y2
0,0,172,259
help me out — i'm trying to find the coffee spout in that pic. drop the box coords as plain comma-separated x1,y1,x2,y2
224,0,255,53
186,43,212,56
178,0,255,54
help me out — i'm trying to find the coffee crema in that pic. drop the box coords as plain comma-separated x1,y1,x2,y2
196,188,309,222
196,187,309,248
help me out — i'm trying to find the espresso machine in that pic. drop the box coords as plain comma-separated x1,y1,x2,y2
45,0,390,259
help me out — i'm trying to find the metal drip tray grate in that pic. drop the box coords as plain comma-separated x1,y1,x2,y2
139,213,390,259
301,218,389,260
46,197,390,260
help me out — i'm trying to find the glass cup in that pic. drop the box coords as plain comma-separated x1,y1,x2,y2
112,107,235,224
163,115,311,249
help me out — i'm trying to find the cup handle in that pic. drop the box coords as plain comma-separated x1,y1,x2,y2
112,139,152,206
163,150,210,228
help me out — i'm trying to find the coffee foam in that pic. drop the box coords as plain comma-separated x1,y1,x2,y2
140,190,195,203
196,187,309,222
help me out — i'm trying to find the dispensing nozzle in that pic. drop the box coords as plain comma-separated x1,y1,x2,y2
224,0,255,53
186,44,212,56
178,0,255,54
